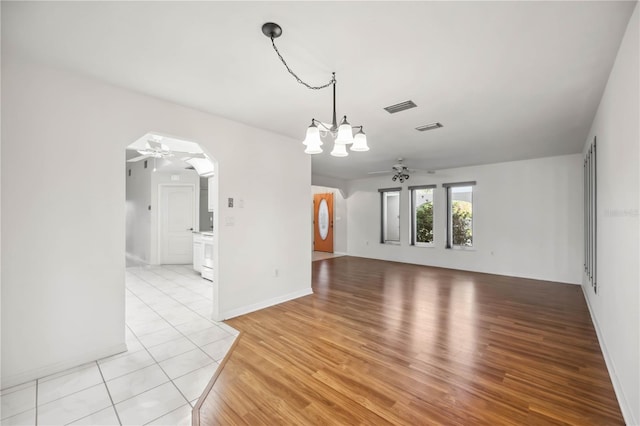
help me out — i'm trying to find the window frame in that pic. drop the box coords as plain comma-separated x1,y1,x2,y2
584,137,597,293
409,184,436,247
443,181,476,249
378,187,402,244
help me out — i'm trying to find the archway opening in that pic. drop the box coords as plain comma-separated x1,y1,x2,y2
124,132,219,320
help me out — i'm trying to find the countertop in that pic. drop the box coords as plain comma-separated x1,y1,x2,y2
193,231,214,236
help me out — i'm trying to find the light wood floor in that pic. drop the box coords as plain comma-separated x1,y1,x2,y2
197,256,623,425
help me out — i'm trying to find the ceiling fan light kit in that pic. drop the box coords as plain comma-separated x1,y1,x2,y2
368,158,435,183
262,22,369,157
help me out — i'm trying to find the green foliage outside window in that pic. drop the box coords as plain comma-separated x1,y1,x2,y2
452,200,472,246
416,202,433,243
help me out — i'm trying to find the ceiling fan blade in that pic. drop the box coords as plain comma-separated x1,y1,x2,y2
177,152,206,159
147,140,163,150
127,154,150,162
408,168,435,174
368,170,393,175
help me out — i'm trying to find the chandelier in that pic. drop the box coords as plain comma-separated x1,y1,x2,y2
261,22,370,157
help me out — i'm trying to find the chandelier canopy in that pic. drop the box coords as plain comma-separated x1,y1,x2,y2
262,22,370,156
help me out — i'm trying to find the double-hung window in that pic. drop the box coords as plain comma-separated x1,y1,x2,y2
444,181,475,248
379,187,401,244
409,185,436,246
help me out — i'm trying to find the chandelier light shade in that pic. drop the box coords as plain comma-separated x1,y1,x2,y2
335,116,355,145
351,128,370,152
330,142,348,157
262,22,370,157
302,121,322,146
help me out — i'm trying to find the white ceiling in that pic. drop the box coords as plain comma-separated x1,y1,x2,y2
3,1,636,180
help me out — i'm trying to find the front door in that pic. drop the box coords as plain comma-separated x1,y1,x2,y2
159,185,195,264
313,193,334,253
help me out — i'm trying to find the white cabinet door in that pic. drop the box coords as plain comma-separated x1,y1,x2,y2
193,235,203,273
207,177,214,212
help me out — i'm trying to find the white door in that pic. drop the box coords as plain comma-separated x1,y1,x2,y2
160,185,195,264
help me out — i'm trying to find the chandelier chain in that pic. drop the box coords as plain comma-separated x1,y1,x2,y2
270,37,335,90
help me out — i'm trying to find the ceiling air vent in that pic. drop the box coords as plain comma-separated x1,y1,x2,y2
416,122,443,132
384,100,417,114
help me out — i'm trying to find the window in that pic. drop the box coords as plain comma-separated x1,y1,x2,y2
444,182,475,248
379,187,401,244
584,137,597,293
409,185,436,246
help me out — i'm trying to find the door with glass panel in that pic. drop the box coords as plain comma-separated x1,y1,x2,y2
313,193,334,253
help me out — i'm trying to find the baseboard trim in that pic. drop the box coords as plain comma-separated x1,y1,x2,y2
1,342,128,390
125,252,148,265
221,288,313,320
581,285,635,425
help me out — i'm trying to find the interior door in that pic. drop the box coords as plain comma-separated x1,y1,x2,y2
313,193,334,253
160,185,195,264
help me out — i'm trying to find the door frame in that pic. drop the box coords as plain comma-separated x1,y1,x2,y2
157,183,198,264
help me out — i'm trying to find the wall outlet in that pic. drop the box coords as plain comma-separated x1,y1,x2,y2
228,198,234,208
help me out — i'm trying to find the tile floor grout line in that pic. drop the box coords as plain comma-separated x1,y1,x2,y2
125,273,231,357
96,360,123,426
128,273,215,325
123,275,234,409
130,266,214,319
143,404,190,426
124,323,222,382
126,323,195,414
125,288,227,368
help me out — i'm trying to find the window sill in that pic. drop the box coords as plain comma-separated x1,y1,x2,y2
411,244,435,248
447,246,475,251
382,241,401,246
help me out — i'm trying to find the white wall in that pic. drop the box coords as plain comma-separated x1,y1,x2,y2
125,159,152,263
347,154,583,284
312,186,347,254
1,56,312,387
581,4,639,424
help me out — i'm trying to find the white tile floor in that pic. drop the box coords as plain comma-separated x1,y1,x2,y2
0,265,238,425
312,251,346,261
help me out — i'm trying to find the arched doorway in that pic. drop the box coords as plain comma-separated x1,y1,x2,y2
125,132,219,319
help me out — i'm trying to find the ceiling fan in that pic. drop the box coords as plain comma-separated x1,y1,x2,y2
368,158,434,183
127,139,206,163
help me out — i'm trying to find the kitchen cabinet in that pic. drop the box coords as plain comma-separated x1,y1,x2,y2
201,233,214,281
193,233,203,273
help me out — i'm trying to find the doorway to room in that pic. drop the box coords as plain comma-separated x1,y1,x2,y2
125,132,216,266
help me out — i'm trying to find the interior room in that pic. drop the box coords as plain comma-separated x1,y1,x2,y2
1,1,638,425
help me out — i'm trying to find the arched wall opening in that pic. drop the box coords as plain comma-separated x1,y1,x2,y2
125,132,220,320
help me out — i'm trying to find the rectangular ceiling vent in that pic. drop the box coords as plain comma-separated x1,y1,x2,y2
384,100,417,114
416,122,444,132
